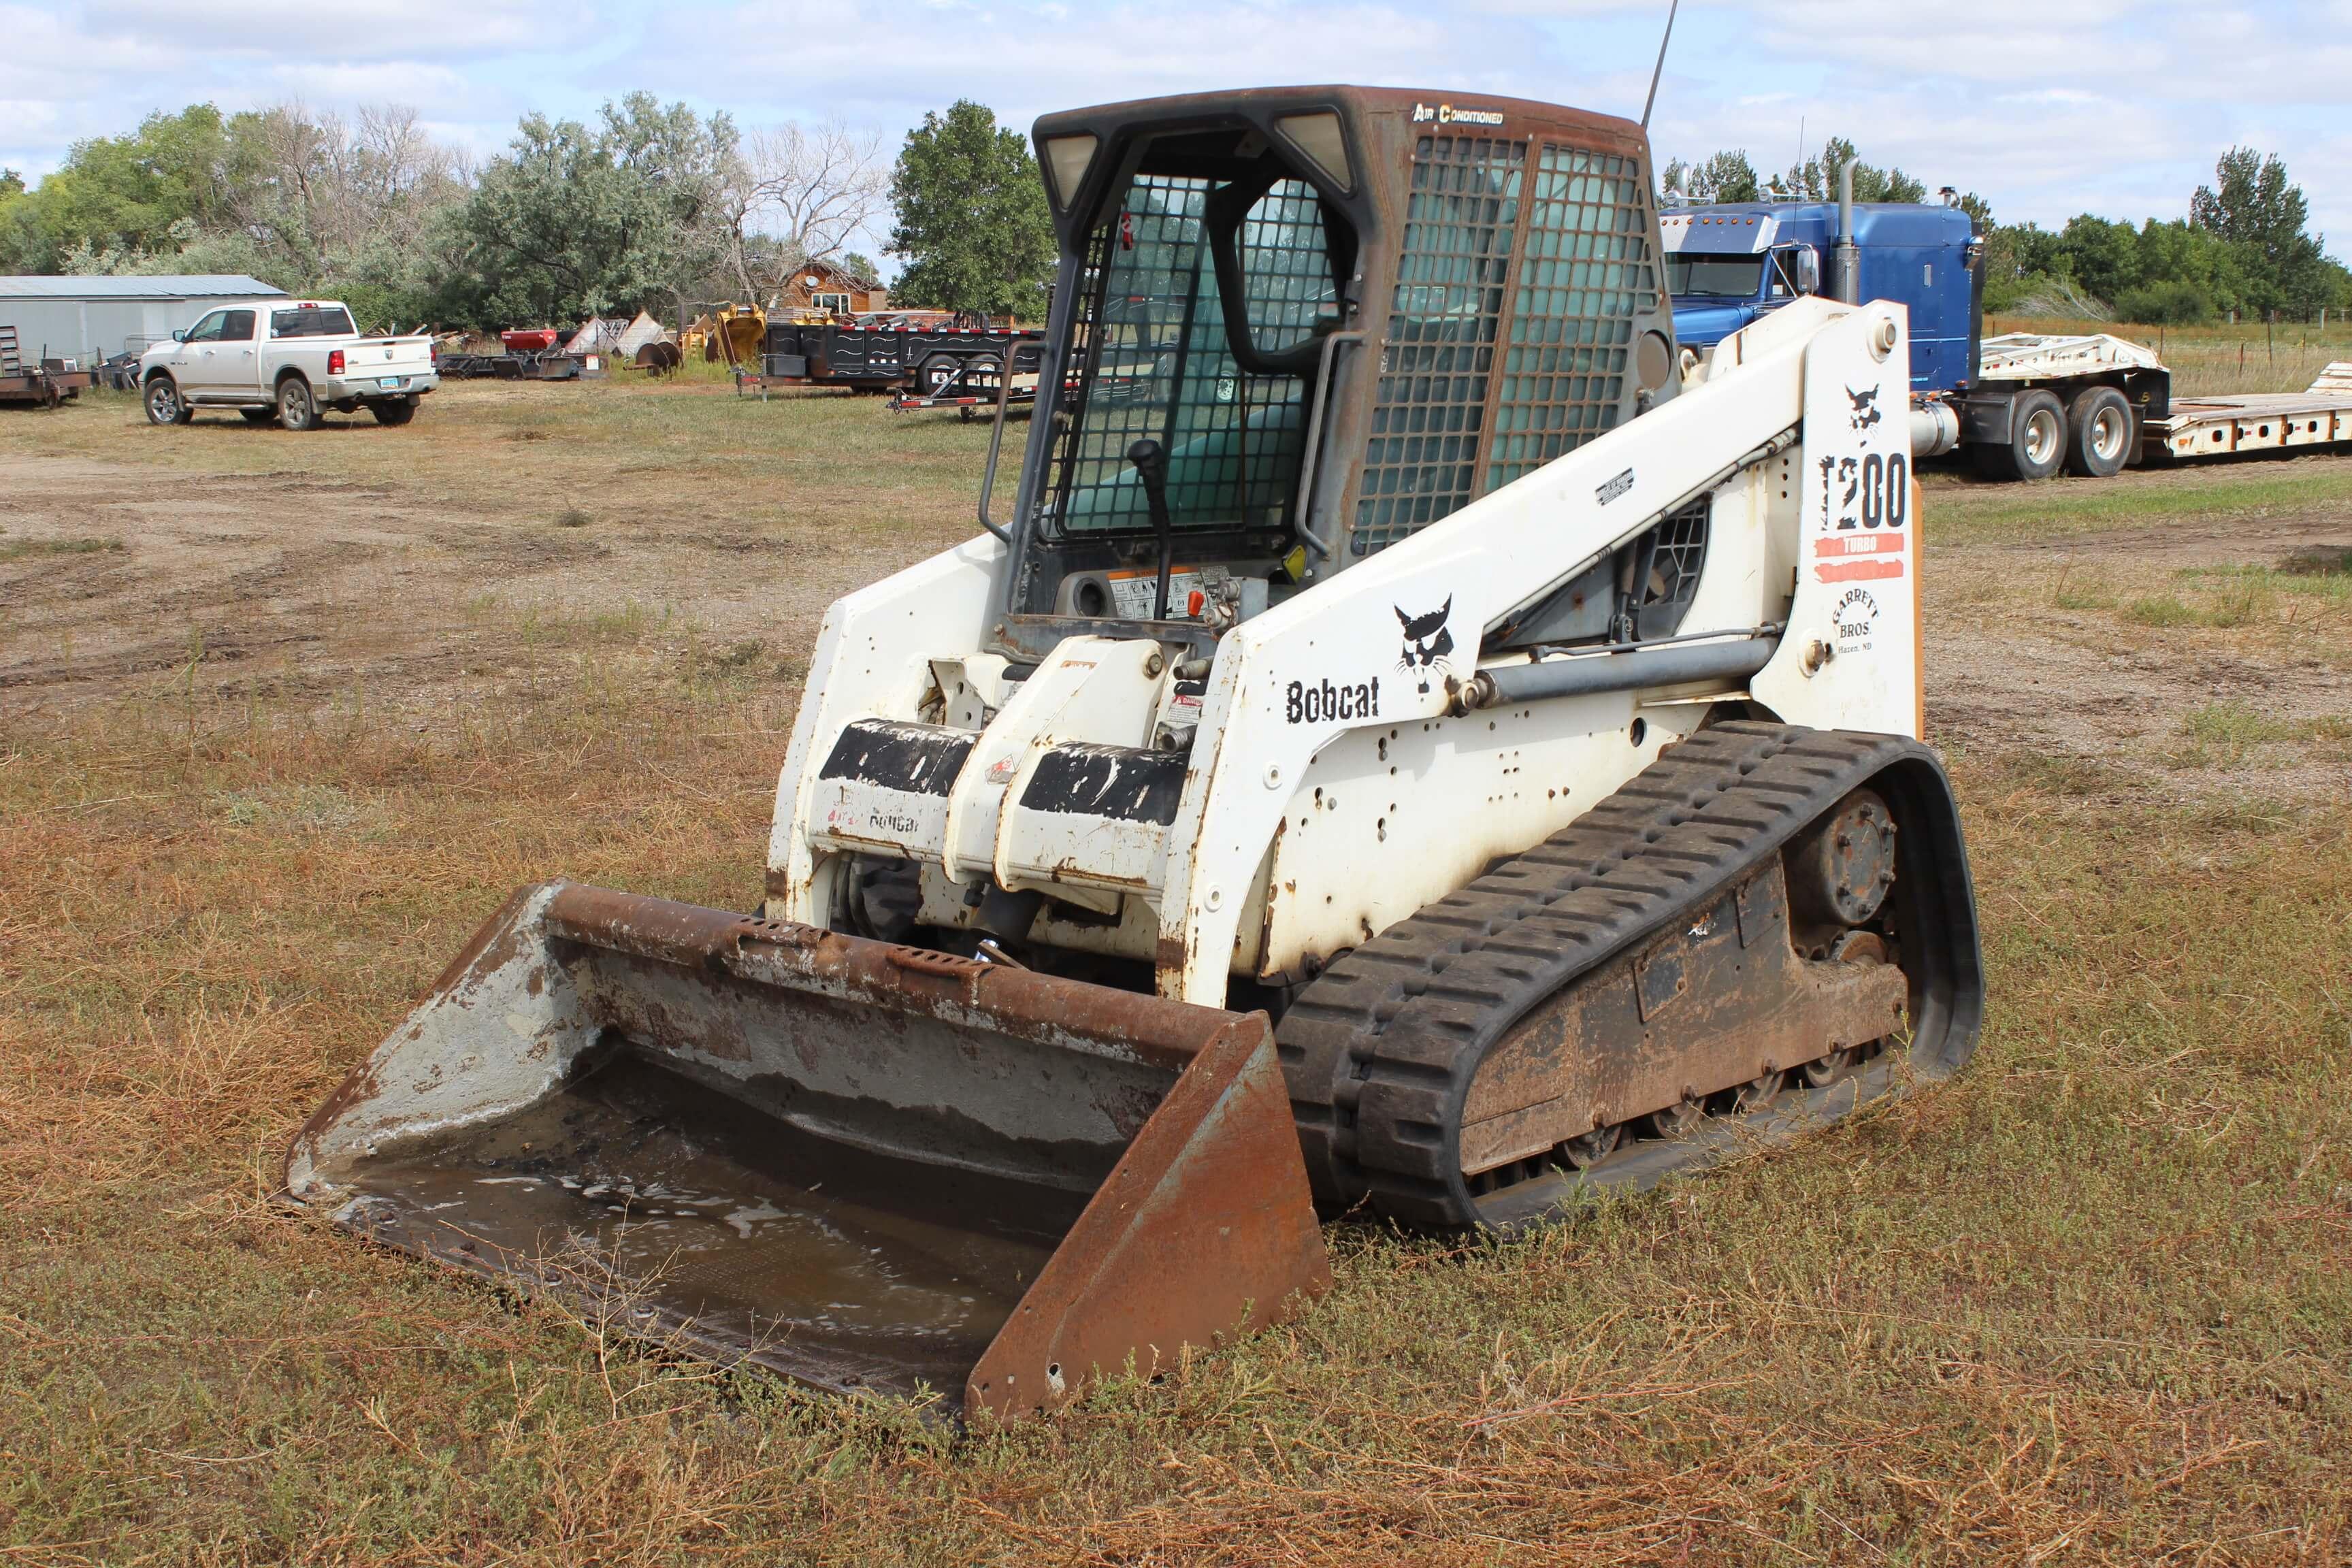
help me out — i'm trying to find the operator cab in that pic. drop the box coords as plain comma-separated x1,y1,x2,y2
985,86,1682,664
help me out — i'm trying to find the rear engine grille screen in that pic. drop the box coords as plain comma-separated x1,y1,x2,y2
1351,134,1526,555
1486,148,1658,490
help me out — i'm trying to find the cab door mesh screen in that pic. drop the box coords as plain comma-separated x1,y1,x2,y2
1350,134,1525,555
1486,147,1659,489
1041,175,1329,537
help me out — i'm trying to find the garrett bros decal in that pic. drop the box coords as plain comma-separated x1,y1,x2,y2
1831,586,1880,653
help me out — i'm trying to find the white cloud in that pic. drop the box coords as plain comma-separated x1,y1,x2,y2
0,0,2343,250
77,0,583,61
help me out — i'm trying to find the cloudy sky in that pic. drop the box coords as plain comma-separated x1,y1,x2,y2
4,0,2348,251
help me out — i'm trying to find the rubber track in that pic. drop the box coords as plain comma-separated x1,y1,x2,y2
1274,721,1942,1228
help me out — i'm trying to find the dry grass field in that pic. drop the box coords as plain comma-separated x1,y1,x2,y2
3,367,2350,1565
1982,314,2352,397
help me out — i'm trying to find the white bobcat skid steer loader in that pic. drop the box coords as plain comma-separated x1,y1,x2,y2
289,86,1983,1421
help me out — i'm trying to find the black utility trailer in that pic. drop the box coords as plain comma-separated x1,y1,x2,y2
754,319,1043,394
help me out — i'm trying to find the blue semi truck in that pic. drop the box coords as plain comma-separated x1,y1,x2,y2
1661,177,2174,480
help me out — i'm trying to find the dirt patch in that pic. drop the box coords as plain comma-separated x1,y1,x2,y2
0,388,971,725
1926,473,2352,804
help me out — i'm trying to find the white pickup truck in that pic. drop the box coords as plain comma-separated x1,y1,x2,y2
140,300,438,430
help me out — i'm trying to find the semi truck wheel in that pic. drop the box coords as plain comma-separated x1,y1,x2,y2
2064,385,2133,478
1972,388,2065,481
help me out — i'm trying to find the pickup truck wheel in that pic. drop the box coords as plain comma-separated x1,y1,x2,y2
369,399,417,427
1972,388,2065,481
144,376,192,426
2064,385,2133,478
276,376,319,431
240,408,276,425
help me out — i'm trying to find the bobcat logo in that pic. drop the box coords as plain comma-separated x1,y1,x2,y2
1396,598,1454,694
1847,384,1883,431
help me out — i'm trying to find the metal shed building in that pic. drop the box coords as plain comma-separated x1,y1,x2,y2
0,275,289,365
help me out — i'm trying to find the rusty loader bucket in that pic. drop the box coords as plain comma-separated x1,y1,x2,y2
286,883,1329,1420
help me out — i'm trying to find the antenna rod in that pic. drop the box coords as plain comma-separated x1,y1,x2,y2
1641,0,1679,129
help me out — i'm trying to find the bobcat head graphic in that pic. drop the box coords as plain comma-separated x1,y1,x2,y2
1847,384,1884,431
1396,599,1454,694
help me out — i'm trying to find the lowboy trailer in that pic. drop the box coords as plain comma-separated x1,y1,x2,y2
2146,361,2352,463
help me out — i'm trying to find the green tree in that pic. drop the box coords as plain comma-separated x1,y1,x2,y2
2190,146,2340,317
886,100,1054,321
1774,136,1926,204
2053,214,2140,303
1666,136,1925,208
1661,150,1760,203
436,93,736,327
0,105,242,271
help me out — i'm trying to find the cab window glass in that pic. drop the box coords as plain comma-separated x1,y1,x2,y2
1665,255,1764,298
1041,175,1333,537
270,306,355,338
218,309,257,342
184,311,227,343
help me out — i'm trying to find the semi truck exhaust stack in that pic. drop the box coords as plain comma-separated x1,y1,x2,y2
1830,159,1861,305
285,882,1329,1420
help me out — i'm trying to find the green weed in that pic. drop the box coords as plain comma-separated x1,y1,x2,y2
2282,544,2352,578
0,535,125,560
2123,593,2198,626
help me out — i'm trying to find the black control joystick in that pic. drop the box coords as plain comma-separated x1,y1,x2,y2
1126,437,1174,620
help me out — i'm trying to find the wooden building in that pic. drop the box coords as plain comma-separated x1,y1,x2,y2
776,257,887,316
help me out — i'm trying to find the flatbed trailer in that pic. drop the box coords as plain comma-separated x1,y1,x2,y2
2144,363,2352,463
436,350,602,382
0,326,97,407
884,350,1045,416
887,384,1038,417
